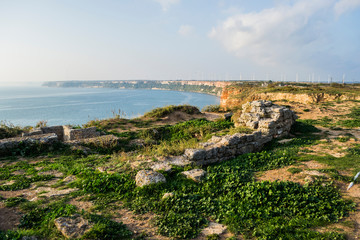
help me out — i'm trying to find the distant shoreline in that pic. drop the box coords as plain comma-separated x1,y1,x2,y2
42,80,235,97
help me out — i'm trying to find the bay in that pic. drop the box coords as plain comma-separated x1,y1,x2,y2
0,85,219,127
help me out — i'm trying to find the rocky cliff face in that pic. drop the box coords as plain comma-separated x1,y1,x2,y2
220,87,360,110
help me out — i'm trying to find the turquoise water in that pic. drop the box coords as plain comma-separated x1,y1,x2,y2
0,86,219,127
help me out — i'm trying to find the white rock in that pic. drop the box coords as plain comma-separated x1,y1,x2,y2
135,170,166,187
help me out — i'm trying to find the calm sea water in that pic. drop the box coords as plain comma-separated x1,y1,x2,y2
0,86,219,127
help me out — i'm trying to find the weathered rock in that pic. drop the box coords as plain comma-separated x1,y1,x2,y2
184,149,206,161
135,170,166,187
182,169,206,182
151,162,172,172
54,215,92,239
201,222,227,236
235,100,297,138
162,192,174,199
0,133,59,156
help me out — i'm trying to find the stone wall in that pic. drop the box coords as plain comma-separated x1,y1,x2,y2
23,126,99,142
183,101,297,165
0,133,58,155
235,100,297,138
63,126,100,141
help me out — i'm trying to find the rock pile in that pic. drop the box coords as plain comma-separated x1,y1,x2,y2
235,100,297,138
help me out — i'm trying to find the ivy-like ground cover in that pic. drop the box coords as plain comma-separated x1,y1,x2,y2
0,121,356,239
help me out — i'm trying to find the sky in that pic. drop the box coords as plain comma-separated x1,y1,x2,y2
0,0,359,84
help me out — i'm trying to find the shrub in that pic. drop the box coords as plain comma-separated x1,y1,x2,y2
0,121,24,139
202,105,222,112
143,105,200,118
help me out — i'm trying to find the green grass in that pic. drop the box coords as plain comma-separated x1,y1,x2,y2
0,110,357,239
202,104,222,112
287,167,303,174
143,104,200,118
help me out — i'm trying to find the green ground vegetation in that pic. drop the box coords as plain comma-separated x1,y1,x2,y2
0,115,357,239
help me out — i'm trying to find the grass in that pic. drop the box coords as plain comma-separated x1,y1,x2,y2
287,167,302,174
143,104,200,119
202,104,222,113
0,106,358,239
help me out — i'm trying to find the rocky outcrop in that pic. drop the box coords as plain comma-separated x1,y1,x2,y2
54,215,92,239
220,88,360,109
135,170,166,187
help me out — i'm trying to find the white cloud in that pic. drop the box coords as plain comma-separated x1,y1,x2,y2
209,0,335,66
334,0,360,16
154,0,180,11
178,25,194,36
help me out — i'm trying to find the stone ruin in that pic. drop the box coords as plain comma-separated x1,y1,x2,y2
184,100,297,165
136,101,297,186
0,125,100,155
235,100,296,138
22,125,100,141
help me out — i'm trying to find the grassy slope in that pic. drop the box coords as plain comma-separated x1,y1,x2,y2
0,103,359,239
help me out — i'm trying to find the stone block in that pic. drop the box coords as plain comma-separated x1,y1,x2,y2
182,169,206,182
184,148,206,161
135,170,166,187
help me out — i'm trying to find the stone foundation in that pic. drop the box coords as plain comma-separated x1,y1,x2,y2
22,126,100,142
183,101,297,165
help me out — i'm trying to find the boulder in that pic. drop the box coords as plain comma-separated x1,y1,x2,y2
151,162,172,172
135,170,166,187
54,215,92,239
162,192,174,199
182,169,206,182
201,222,227,236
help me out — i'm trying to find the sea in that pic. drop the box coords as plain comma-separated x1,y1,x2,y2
0,85,220,127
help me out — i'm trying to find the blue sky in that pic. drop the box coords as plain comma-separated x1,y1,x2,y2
0,0,359,84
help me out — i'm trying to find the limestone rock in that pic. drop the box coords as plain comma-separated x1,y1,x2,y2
201,222,227,236
54,215,92,239
182,169,206,182
235,100,297,138
162,192,174,199
184,149,206,161
135,170,166,187
151,162,172,172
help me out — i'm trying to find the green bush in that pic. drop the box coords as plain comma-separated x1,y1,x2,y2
143,105,200,118
202,104,222,112
0,121,24,140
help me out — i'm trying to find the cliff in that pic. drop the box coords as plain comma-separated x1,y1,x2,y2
220,84,360,110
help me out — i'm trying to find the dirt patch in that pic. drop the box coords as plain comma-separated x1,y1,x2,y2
302,136,358,158
69,197,94,212
256,161,332,185
112,208,169,240
0,203,22,231
279,101,358,121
